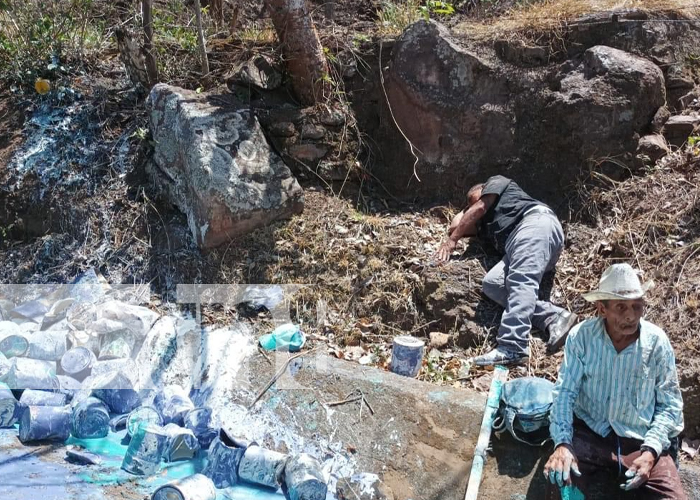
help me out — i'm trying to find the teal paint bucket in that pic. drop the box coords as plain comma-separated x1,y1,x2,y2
0,334,29,358
26,330,68,361
184,407,217,449
127,406,163,437
71,397,110,439
237,444,287,489
151,473,217,500
98,331,136,360
390,335,425,378
0,381,19,428
5,358,59,390
121,423,167,476
91,371,140,414
60,347,95,382
162,423,200,462
154,385,195,426
282,453,327,500
18,404,72,443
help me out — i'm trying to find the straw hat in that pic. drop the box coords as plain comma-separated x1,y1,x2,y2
583,263,654,302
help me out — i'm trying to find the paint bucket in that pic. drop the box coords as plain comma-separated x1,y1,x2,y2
154,385,195,426
127,406,163,437
162,423,200,462
390,335,425,378
91,371,140,414
0,381,19,428
60,347,95,381
18,405,72,443
238,444,288,489
11,300,48,323
19,389,68,407
151,473,217,500
109,413,128,433
0,334,29,358
203,429,252,488
5,358,59,390
56,375,82,401
98,331,136,360
91,358,137,381
282,453,327,500
184,407,218,448
71,396,110,439
121,423,167,476
26,330,69,361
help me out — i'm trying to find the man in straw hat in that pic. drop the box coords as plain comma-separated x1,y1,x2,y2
544,263,685,499
435,175,578,366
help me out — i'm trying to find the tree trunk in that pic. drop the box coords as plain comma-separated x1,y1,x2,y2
265,0,330,105
142,0,159,87
210,0,224,26
193,0,210,75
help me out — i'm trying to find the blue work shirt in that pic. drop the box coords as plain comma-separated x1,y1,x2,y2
550,317,684,456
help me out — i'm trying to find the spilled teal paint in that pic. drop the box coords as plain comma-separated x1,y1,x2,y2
561,485,585,500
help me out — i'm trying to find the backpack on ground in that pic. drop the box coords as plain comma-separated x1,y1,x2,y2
492,376,554,446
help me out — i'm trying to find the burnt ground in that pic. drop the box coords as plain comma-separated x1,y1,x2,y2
0,0,699,485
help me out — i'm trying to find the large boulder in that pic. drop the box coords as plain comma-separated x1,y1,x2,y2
373,18,675,203
147,84,304,249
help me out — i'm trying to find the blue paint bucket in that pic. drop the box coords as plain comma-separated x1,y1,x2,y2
0,381,19,428
91,371,140,414
71,397,110,439
154,385,195,426
237,444,288,489
282,453,327,500
162,423,200,462
18,405,72,443
151,473,217,500
60,347,95,382
56,375,82,401
390,335,425,378
0,334,29,358
26,331,68,361
127,406,163,437
19,389,68,407
184,407,218,448
203,429,252,488
121,423,167,476
5,358,59,390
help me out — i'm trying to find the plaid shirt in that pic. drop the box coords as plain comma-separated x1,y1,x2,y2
550,317,684,456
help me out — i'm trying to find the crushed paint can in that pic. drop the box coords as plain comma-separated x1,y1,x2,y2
26,330,69,361
0,334,29,358
109,413,128,433
40,298,75,331
98,330,136,360
121,423,167,476
65,445,103,465
238,444,288,489
11,300,49,323
282,453,327,500
203,429,252,488
72,396,110,439
19,389,68,407
0,381,19,428
18,404,72,443
127,406,163,437
390,335,425,378
91,371,140,414
60,347,95,381
154,385,195,426
5,358,59,390
162,423,200,462
151,473,216,500
184,407,218,448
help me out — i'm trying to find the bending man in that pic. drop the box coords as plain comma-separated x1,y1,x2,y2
435,175,577,366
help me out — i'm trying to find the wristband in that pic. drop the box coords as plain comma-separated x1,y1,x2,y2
640,445,658,460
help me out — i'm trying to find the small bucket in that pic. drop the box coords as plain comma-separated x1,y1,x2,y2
0,382,19,428
238,444,288,489
162,423,200,462
19,389,68,407
127,406,163,437
71,397,110,439
121,423,167,476
19,405,71,443
91,371,140,414
26,331,68,361
154,385,195,426
5,358,59,390
0,334,29,358
60,347,95,382
282,453,327,500
184,407,218,449
203,429,252,488
390,335,425,378
98,331,136,361
151,473,217,500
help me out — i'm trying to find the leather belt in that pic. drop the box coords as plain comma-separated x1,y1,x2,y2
523,205,554,217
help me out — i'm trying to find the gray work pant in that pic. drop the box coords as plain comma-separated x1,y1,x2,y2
482,212,565,355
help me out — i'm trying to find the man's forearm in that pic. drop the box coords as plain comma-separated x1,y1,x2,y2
449,202,485,242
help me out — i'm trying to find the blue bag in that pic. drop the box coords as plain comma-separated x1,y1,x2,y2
492,376,554,446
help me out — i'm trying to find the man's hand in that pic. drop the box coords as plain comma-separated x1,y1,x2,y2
434,239,457,263
543,444,581,487
620,451,655,491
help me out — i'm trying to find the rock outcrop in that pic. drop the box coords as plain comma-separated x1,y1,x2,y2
147,84,304,249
